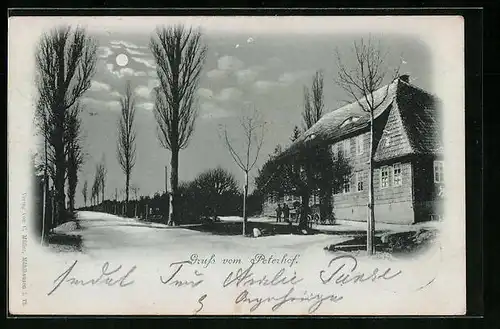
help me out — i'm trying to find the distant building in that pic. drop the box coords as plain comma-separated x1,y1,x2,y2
264,75,444,224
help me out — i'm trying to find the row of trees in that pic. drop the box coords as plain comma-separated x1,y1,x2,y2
35,26,98,235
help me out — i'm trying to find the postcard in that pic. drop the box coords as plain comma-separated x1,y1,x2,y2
8,14,466,315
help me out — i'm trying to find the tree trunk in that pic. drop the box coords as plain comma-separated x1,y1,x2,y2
367,111,376,255
54,119,66,226
168,149,179,226
299,191,310,230
319,187,331,223
243,171,248,236
125,173,130,217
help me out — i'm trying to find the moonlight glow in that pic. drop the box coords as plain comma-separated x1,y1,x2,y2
116,53,129,67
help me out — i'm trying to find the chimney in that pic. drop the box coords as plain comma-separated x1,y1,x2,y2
400,74,410,83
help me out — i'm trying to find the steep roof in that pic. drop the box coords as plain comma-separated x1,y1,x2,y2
278,78,398,159
278,76,442,161
373,80,442,161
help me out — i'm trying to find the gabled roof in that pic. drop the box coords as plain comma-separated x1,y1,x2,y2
278,78,398,159
278,76,442,161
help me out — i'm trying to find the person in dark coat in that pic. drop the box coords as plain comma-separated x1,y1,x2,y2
275,204,282,223
283,203,290,223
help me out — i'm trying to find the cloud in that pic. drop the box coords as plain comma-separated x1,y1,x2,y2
215,87,243,102
218,55,244,71
125,48,148,56
110,91,122,98
135,85,152,99
200,102,231,119
110,40,148,50
206,69,228,79
197,88,214,99
97,46,113,59
235,66,263,85
81,97,121,111
253,80,280,93
89,80,111,92
111,45,121,49
278,70,311,85
137,102,154,111
132,57,156,69
148,70,157,78
106,64,147,78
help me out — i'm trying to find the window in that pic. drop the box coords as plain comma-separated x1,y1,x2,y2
340,116,360,128
434,161,444,183
356,135,364,155
343,138,351,158
356,171,364,191
393,163,402,186
380,166,390,189
342,175,351,193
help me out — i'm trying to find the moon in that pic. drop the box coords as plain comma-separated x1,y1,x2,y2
116,53,129,67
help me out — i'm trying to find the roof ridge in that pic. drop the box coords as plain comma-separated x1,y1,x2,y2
399,79,438,99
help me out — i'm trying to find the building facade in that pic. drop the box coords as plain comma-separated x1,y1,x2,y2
266,75,444,225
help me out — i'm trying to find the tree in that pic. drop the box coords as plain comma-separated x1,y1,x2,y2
302,70,324,130
99,155,108,204
92,164,101,207
221,106,266,236
301,70,333,223
82,180,88,207
335,37,400,255
35,26,97,224
117,81,137,215
290,126,302,143
192,167,239,221
150,25,207,226
65,103,85,212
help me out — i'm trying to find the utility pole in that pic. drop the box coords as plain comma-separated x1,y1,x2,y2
115,188,118,214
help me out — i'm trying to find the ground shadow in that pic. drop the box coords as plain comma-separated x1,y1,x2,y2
45,232,83,252
188,221,311,236
324,228,439,256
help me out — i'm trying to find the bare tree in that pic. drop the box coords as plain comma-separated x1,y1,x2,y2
98,155,107,204
82,180,88,207
65,103,85,212
221,106,266,236
117,81,137,215
131,184,140,217
35,26,97,224
302,70,324,131
92,164,101,207
335,37,400,255
150,25,207,226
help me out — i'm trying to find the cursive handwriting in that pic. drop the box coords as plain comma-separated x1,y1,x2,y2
160,260,204,288
319,255,402,286
235,287,343,313
223,262,303,288
48,260,136,296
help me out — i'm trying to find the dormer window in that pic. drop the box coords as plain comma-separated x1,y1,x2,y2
340,116,360,128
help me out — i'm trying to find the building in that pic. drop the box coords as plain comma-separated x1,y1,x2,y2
265,75,444,224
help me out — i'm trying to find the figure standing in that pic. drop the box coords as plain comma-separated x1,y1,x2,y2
275,204,282,222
